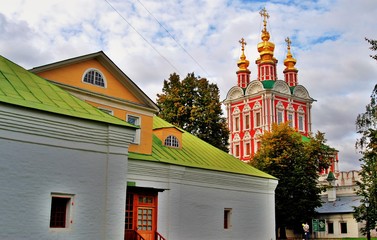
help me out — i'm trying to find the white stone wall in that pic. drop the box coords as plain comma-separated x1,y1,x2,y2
128,161,278,240
0,105,135,240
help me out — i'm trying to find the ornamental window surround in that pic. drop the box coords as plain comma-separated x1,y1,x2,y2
253,102,262,128
287,104,295,128
297,106,305,132
232,107,241,132
276,101,285,124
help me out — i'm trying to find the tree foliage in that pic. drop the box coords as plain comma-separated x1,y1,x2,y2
353,80,377,235
156,72,229,151
365,37,377,61
250,123,333,238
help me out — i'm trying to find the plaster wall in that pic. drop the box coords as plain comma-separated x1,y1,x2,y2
0,105,134,240
127,160,277,240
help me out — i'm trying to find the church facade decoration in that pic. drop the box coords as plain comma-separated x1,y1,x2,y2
224,8,314,162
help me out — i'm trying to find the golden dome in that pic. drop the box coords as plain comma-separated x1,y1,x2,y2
256,8,277,65
237,38,250,71
283,37,297,71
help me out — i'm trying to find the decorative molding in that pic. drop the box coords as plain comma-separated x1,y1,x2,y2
245,80,264,95
272,80,291,95
293,85,310,99
225,86,244,101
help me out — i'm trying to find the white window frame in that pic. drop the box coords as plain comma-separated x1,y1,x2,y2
253,130,262,154
127,114,141,144
244,141,251,157
98,107,114,115
244,113,250,130
297,107,305,132
253,102,262,129
234,143,240,157
276,101,285,124
164,135,179,148
254,110,261,128
287,105,295,128
82,68,107,88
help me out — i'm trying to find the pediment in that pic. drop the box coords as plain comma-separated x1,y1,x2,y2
245,80,264,95
293,85,310,99
272,80,291,95
225,86,244,101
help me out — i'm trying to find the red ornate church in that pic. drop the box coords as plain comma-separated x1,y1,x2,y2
224,8,338,174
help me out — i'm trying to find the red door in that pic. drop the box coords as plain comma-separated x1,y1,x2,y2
125,188,158,240
136,206,155,240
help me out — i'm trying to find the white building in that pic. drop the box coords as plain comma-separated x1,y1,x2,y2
316,170,377,238
1,52,279,240
0,55,136,239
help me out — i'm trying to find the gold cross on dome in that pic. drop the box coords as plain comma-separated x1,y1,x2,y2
239,38,247,51
259,7,269,28
285,37,292,49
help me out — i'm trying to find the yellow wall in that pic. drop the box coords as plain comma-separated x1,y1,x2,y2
36,59,141,103
154,128,182,149
35,58,155,154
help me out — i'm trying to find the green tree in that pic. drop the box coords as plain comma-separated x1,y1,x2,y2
250,123,332,239
156,72,229,151
353,82,377,239
365,37,377,61
353,38,377,240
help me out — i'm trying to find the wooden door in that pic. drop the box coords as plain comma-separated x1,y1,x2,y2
125,189,158,240
136,206,155,240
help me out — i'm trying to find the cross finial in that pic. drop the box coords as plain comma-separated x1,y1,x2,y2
239,38,247,51
285,37,291,50
259,7,269,30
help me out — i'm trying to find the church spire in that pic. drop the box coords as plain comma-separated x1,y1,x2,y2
283,37,298,86
236,38,251,88
256,7,278,81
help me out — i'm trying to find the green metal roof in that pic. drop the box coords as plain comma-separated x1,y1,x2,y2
129,116,276,179
0,55,136,128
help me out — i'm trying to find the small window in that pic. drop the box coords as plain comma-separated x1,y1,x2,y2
234,116,240,132
224,208,232,229
277,110,284,124
255,111,261,128
50,195,73,228
245,142,251,156
125,193,134,230
244,114,250,130
139,196,154,204
298,114,305,132
340,222,347,234
98,107,113,115
327,222,334,234
164,135,179,148
127,115,141,144
83,69,106,87
234,144,240,157
288,112,294,127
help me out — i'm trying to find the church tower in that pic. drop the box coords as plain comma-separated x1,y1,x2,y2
224,8,314,162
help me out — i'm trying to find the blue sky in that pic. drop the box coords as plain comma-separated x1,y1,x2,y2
1,0,376,171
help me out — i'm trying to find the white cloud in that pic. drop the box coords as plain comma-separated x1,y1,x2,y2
1,0,376,171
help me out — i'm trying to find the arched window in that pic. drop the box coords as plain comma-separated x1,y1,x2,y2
83,69,106,87
164,135,179,148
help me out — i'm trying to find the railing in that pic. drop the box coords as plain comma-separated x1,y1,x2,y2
155,232,166,240
125,230,145,240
